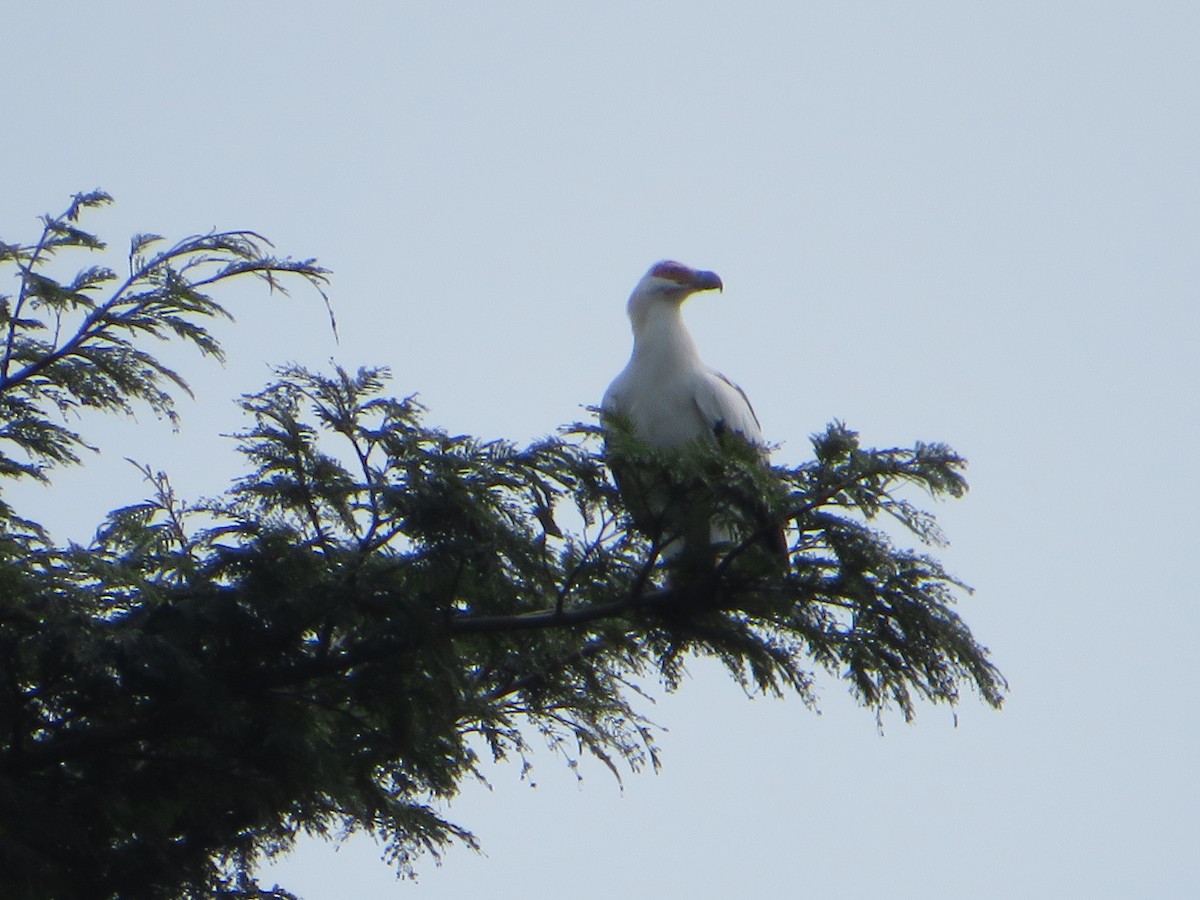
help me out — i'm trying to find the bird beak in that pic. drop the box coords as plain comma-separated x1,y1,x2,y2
690,269,723,293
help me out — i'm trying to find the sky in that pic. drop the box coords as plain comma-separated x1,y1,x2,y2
4,2,1198,897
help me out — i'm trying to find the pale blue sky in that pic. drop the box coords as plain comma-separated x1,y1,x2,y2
4,3,1198,897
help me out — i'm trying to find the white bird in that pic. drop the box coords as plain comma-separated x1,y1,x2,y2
602,260,786,568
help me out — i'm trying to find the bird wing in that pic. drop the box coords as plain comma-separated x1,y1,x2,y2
690,368,766,447
690,369,788,561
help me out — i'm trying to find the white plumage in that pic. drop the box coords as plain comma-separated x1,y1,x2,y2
602,260,783,565
602,259,766,454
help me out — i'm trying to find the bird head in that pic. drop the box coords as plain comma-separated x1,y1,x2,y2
626,260,723,329
635,260,724,301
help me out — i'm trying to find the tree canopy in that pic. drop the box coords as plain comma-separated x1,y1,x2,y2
0,193,1003,899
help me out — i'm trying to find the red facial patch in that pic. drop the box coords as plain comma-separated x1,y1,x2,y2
650,260,693,283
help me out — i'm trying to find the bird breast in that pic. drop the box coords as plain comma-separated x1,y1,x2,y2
604,364,709,449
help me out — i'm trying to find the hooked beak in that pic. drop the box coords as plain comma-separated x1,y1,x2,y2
689,269,723,293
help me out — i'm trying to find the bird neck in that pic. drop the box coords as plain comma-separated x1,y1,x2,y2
628,299,700,370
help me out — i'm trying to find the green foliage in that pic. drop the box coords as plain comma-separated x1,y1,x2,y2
0,194,1003,900
598,417,1001,714
0,190,330,482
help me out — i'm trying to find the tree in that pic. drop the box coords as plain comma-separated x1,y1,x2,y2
0,193,1004,900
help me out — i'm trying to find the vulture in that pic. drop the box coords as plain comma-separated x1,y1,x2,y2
601,260,787,572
